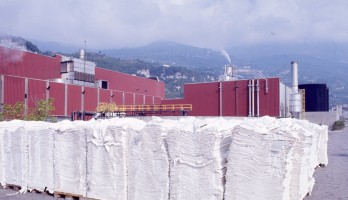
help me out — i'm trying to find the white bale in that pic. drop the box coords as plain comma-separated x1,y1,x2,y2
86,121,129,200
53,125,87,196
27,122,55,193
225,117,297,200
167,118,230,200
127,123,169,200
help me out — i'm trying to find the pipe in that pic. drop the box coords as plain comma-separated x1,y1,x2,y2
248,79,252,117
252,79,255,117
265,78,269,94
257,78,260,117
219,81,222,116
235,81,238,116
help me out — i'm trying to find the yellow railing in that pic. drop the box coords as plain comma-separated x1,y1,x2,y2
115,104,192,112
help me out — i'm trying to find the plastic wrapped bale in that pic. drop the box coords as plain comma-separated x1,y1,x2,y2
86,121,129,200
53,126,88,196
167,119,225,200
127,123,169,200
225,117,297,200
27,122,55,193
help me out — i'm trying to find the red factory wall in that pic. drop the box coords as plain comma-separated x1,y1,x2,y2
3,76,25,105
95,68,165,99
67,85,82,113
162,78,280,117
1,74,165,118
28,79,46,109
0,46,61,80
49,82,66,116
84,87,98,112
111,91,123,105
100,89,111,104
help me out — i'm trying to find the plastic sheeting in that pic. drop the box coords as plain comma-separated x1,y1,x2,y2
0,117,328,200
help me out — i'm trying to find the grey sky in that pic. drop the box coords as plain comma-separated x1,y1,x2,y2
1,0,348,49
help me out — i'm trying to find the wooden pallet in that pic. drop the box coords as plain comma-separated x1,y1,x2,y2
53,191,98,200
30,188,51,195
2,184,21,191
54,191,82,199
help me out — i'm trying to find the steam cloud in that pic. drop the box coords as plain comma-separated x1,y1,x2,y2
220,49,231,64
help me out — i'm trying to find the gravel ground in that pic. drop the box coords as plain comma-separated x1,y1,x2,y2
1,126,347,200
305,127,348,200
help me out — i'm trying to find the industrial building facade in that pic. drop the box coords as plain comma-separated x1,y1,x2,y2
162,78,290,117
1,45,293,119
0,46,165,119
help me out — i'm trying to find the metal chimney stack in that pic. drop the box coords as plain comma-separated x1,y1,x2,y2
290,61,302,118
291,61,299,93
80,49,85,60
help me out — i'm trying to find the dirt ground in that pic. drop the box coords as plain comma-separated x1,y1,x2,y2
1,126,347,200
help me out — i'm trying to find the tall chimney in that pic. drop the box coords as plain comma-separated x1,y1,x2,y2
80,49,85,60
290,61,301,118
291,61,298,93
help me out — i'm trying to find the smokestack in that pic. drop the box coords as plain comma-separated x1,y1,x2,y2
291,61,298,93
290,61,301,119
80,49,85,60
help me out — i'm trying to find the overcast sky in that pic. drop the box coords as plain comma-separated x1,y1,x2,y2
1,0,348,49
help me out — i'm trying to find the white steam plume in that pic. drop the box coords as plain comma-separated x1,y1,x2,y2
220,49,231,64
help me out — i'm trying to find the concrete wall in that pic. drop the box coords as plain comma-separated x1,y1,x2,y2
303,110,340,128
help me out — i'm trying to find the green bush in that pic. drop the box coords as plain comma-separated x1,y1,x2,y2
0,98,55,122
332,120,345,131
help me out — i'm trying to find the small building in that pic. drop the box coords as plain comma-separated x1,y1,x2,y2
299,83,329,112
162,78,291,117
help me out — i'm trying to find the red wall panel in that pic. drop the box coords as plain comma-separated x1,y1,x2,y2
161,98,187,105
111,91,124,105
124,93,134,105
220,80,249,116
28,79,46,109
4,76,25,105
95,68,165,98
258,78,280,116
49,82,66,116
135,93,143,105
67,85,82,114
84,87,98,112
154,97,162,104
99,89,111,104
184,82,220,116
145,96,153,104
0,46,61,79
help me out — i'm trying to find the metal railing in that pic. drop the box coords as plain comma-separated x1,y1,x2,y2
115,104,192,112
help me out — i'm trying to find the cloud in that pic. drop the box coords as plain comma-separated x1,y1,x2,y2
1,0,348,49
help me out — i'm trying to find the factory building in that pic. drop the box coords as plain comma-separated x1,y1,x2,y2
162,77,291,117
4,45,331,119
299,83,329,112
0,46,165,120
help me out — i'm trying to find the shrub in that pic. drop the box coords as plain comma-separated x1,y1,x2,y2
0,102,24,121
0,98,55,122
96,102,117,118
332,120,345,131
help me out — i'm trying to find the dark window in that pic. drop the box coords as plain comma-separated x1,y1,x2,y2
101,80,108,89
